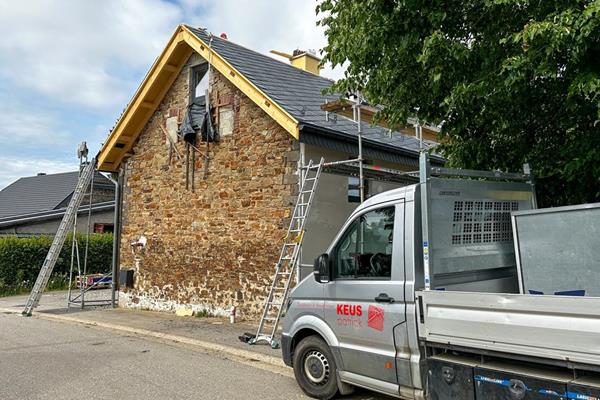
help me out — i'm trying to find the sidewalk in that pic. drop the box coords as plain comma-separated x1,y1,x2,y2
0,290,287,373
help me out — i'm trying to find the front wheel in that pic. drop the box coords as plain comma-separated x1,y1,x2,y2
293,335,339,399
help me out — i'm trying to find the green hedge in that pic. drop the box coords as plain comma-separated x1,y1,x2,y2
0,233,113,295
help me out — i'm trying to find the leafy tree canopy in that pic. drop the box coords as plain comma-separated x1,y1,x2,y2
317,0,600,207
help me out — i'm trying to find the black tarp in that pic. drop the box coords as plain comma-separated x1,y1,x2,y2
201,101,216,142
179,96,205,145
179,95,217,144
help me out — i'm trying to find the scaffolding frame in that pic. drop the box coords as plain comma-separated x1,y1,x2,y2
295,94,427,279
66,144,116,310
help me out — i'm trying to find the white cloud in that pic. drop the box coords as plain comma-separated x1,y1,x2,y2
0,0,346,188
0,106,70,148
0,0,182,109
184,0,345,80
0,0,343,111
0,157,77,190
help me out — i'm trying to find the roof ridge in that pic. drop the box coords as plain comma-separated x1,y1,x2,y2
19,170,78,180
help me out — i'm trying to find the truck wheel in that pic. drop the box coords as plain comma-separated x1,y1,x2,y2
293,335,339,399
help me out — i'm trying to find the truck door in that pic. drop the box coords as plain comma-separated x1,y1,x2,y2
323,201,406,386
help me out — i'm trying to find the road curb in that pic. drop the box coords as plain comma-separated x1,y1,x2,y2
0,306,287,372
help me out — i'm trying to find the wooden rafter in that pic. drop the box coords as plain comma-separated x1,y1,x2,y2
180,26,299,139
97,25,299,172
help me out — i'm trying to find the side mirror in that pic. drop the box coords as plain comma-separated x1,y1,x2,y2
314,253,331,283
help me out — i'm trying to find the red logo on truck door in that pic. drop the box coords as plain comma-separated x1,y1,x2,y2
368,305,384,331
336,304,362,316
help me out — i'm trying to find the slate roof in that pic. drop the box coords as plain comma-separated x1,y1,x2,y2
186,27,437,162
0,171,113,219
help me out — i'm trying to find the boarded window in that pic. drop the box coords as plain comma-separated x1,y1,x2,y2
219,105,234,136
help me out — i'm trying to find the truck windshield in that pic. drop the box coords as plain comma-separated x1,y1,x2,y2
334,207,394,279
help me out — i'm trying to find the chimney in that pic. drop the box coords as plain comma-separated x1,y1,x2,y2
270,49,322,75
37,173,46,176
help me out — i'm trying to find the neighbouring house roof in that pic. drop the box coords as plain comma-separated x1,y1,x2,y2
97,24,443,172
0,201,115,229
0,171,113,219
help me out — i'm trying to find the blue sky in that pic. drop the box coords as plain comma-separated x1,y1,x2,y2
0,0,343,189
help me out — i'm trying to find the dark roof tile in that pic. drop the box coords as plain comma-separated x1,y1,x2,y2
186,27,428,158
0,171,113,219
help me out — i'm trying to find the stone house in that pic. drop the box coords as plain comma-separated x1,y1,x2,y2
97,25,442,318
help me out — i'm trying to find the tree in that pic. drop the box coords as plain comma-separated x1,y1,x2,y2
317,0,600,207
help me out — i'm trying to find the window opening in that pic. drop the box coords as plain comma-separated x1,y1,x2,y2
191,63,209,101
93,223,114,234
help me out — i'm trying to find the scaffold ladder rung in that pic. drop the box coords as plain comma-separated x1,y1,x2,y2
22,160,96,316
252,157,324,346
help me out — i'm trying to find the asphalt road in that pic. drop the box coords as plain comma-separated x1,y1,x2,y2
0,312,391,400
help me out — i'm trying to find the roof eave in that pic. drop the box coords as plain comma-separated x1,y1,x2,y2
0,201,115,228
298,122,445,165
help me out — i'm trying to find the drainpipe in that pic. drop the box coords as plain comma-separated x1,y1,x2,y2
107,167,124,308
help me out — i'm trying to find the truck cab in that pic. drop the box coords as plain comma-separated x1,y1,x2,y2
281,154,600,399
282,184,426,399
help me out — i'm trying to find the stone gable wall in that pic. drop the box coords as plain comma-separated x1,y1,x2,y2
119,54,298,318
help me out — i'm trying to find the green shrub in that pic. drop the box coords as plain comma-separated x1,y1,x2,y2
0,233,113,296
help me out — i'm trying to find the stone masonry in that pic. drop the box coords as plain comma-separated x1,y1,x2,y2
119,53,299,319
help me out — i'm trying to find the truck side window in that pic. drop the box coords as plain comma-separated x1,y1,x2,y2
334,207,394,279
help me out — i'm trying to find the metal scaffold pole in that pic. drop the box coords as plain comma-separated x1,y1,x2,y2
356,91,365,203
110,168,123,308
66,141,114,310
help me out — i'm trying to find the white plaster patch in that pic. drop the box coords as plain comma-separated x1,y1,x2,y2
119,290,231,317
218,105,234,137
165,116,179,146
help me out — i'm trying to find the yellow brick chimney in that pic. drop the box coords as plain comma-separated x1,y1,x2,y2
270,49,322,75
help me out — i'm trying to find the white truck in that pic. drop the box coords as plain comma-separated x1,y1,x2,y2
281,153,600,399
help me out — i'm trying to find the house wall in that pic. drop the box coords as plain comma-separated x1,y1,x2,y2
299,145,404,278
56,187,115,209
0,209,114,236
118,53,298,318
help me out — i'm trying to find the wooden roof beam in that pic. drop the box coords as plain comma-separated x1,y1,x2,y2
97,27,192,171
321,99,441,142
181,26,299,139
98,25,302,172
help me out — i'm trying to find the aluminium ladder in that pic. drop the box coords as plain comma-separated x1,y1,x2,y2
253,158,324,347
22,159,96,316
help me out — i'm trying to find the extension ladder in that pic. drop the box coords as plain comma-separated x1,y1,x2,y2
22,160,96,316
253,158,324,347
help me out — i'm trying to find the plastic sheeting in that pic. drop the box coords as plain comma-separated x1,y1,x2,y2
179,95,217,145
